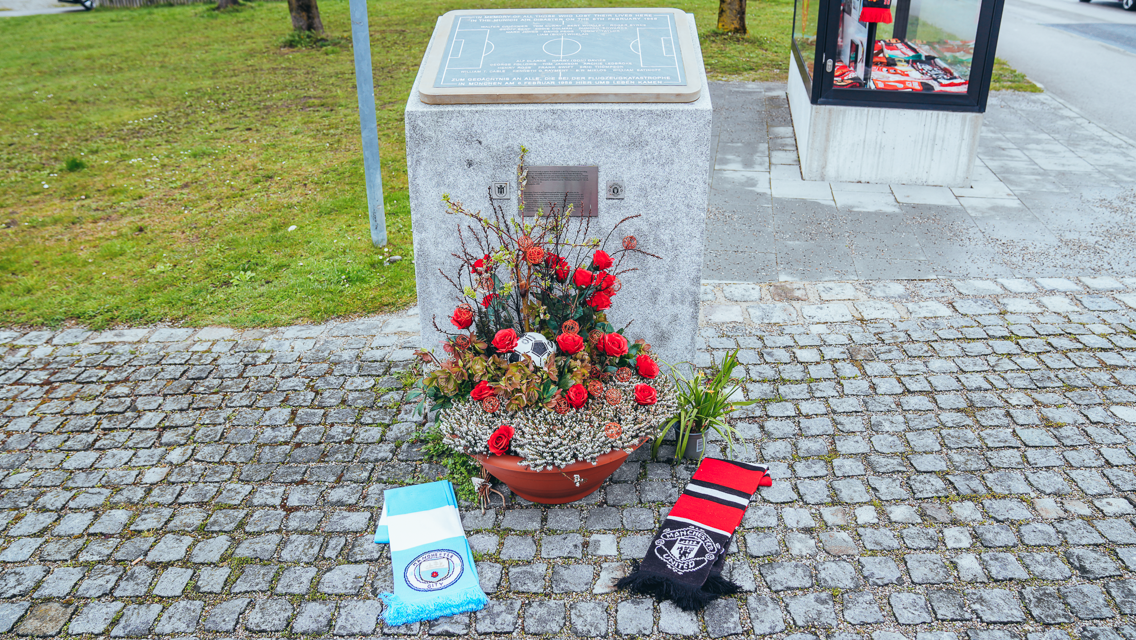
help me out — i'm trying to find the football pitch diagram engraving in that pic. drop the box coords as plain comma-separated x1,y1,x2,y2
432,12,688,88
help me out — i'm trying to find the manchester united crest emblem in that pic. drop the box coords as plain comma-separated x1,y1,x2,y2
653,526,720,574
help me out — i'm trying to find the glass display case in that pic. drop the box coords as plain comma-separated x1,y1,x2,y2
792,0,1006,112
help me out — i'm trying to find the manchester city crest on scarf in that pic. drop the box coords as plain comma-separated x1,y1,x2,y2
654,527,718,574
406,549,464,591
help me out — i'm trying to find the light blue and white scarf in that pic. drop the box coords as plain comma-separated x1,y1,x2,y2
374,481,488,626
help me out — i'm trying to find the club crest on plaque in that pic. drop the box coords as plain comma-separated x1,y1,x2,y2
653,526,719,574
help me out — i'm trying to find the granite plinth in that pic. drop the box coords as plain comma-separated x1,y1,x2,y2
405,13,712,366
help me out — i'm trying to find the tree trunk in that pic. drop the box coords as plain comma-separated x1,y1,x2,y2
287,0,324,34
717,0,748,34
216,0,238,10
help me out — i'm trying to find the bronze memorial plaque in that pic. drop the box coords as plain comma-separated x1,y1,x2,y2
521,166,599,218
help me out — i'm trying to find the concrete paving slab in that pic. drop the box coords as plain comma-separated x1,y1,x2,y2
777,241,857,282
715,142,770,172
892,185,960,206
952,182,1017,199
706,82,1136,282
855,259,939,280
853,234,928,263
832,191,901,213
957,197,1028,218
703,250,777,283
713,170,771,195
771,180,833,202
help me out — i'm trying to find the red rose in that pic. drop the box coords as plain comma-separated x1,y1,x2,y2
544,254,568,280
586,292,612,311
572,268,593,288
634,384,657,405
481,293,497,308
450,305,474,330
566,384,588,409
556,332,585,355
471,381,495,401
488,424,514,455
636,354,660,379
599,332,628,357
592,250,613,270
492,328,519,353
597,272,617,292
472,254,491,274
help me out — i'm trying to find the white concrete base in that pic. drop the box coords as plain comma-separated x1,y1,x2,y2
404,15,713,366
787,54,982,188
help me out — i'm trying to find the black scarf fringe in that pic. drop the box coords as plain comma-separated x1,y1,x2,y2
616,567,741,611
700,573,741,596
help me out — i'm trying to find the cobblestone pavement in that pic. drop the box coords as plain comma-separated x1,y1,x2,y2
706,82,1136,282
2,276,1136,637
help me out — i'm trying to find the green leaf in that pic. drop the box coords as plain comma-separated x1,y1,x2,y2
558,368,573,390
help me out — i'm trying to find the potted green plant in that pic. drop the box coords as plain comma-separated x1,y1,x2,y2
651,350,755,461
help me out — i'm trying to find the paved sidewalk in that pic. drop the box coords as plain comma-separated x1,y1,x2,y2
2,275,1136,636
706,83,1136,282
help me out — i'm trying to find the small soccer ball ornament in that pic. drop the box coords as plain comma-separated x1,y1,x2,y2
510,332,556,367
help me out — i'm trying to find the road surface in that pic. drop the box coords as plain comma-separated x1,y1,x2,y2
0,0,83,17
997,0,1136,141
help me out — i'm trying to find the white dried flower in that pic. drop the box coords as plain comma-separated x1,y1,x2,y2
438,378,678,471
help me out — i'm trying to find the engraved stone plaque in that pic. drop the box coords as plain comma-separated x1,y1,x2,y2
521,166,599,218
418,8,702,104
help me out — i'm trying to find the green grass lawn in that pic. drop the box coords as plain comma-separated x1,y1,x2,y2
0,0,1036,329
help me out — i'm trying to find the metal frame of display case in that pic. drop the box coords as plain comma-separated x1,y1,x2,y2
791,0,1007,113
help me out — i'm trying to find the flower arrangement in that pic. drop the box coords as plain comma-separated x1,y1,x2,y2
414,147,677,472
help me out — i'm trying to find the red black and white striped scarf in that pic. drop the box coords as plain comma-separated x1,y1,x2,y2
860,0,893,23
617,458,771,610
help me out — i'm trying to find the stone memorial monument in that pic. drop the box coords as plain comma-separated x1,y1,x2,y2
406,8,712,366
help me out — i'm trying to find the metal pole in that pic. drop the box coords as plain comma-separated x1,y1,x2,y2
863,22,878,86
349,0,386,247
893,0,911,40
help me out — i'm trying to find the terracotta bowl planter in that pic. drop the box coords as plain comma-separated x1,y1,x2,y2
475,440,645,505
